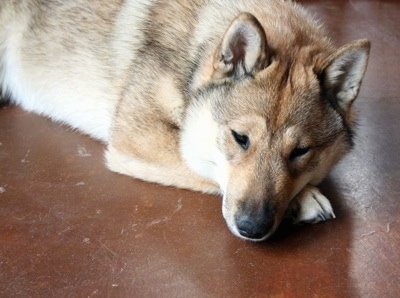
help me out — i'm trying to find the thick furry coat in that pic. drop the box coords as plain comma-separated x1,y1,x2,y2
0,0,370,240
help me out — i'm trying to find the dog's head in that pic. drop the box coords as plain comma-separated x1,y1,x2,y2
181,13,370,241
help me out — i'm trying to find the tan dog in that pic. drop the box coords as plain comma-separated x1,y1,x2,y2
0,0,370,241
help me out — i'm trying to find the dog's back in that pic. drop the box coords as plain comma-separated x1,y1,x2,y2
0,1,128,141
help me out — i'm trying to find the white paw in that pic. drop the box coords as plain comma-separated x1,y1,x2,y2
289,186,336,225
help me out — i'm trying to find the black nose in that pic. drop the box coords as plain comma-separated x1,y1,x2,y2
235,203,275,240
236,215,274,239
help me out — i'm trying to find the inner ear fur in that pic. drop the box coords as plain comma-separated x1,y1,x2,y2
320,39,371,112
213,12,269,80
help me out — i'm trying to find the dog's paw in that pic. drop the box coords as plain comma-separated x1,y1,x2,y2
287,185,336,225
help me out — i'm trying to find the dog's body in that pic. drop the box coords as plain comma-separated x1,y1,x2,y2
0,0,370,241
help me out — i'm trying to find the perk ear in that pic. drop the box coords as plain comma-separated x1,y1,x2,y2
321,39,371,112
213,12,268,80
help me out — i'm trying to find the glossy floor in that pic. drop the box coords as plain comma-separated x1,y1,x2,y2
1,0,399,296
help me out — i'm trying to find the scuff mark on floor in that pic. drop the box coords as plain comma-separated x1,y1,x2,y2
21,149,31,163
77,145,92,157
147,198,183,227
386,222,392,233
355,230,376,241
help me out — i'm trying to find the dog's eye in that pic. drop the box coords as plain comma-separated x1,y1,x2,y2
231,130,250,150
289,146,310,160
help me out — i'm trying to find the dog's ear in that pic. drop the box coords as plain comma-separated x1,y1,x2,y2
213,12,268,80
321,39,370,112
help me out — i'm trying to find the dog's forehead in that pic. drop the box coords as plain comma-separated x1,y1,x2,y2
210,59,325,137
228,63,321,117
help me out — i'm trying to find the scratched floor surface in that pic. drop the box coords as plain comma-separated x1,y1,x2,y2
1,0,400,296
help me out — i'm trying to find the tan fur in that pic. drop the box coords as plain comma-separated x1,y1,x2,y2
0,0,370,241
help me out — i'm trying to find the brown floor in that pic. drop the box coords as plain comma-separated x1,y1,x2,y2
1,0,399,297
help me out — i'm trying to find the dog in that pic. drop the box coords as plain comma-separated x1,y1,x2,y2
0,0,370,241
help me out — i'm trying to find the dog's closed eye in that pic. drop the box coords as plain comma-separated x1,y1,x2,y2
289,146,310,160
231,130,250,150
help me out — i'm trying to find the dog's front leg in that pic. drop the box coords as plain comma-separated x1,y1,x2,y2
286,185,336,224
105,101,221,196
105,144,220,194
